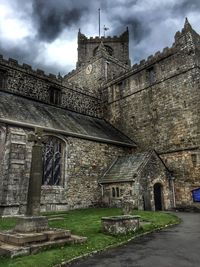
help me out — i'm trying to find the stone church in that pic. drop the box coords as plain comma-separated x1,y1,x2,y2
0,18,199,215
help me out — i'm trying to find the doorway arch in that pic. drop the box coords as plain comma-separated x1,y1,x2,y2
153,183,163,210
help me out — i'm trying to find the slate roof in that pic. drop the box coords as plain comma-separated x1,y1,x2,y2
100,151,153,183
0,91,135,147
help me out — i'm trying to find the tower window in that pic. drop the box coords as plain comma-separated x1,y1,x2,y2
0,69,7,90
117,81,125,97
49,87,61,105
147,67,155,85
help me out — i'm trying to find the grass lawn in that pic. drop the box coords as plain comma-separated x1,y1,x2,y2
0,208,180,267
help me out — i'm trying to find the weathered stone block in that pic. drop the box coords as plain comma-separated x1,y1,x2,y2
14,216,48,233
101,215,140,235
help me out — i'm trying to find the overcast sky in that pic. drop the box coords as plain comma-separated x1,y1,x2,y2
0,0,200,76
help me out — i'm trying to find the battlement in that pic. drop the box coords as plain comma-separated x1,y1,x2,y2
104,20,200,87
78,28,129,44
0,54,102,117
103,42,177,87
77,28,129,68
131,44,176,72
1,54,100,97
0,54,60,84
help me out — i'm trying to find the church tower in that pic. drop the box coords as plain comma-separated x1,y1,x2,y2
77,28,130,67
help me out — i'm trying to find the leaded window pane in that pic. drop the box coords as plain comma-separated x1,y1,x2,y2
42,136,62,186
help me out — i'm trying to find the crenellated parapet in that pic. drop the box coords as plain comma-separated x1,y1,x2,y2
0,54,60,83
78,28,129,44
77,28,130,68
103,19,200,87
131,45,176,72
103,43,177,87
0,55,102,118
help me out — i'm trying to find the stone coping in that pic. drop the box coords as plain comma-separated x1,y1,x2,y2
101,215,140,221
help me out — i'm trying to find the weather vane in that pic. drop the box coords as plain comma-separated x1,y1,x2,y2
98,8,110,38
103,25,109,37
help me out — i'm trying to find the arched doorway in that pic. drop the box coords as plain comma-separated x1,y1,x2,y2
154,183,163,211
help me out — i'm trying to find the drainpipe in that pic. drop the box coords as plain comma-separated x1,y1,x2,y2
99,183,104,197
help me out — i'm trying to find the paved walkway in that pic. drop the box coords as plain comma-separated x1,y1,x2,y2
68,212,200,267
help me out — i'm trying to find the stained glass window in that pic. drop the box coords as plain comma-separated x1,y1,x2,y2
42,136,63,186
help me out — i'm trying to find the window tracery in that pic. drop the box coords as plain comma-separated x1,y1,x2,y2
42,136,64,186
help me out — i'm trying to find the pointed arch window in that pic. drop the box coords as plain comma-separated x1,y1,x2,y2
42,136,65,186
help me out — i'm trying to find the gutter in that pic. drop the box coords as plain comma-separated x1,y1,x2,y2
100,179,135,184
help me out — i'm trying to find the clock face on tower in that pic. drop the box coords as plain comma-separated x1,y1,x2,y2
85,64,93,74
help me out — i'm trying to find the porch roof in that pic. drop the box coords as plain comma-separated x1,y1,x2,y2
100,151,152,184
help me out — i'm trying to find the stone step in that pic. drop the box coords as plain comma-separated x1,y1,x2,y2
0,229,71,246
0,231,47,246
48,217,65,221
0,234,87,258
46,229,71,241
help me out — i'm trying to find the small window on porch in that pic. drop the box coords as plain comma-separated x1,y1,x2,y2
111,187,120,198
116,187,120,197
112,187,115,197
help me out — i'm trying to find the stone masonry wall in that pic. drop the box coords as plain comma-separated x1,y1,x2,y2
0,124,131,215
77,29,129,67
102,182,135,208
104,56,199,152
0,125,6,206
64,137,131,210
139,153,171,211
0,56,102,117
103,24,200,207
161,151,200,208
102,153,171,211
0,125,29,215
64,56,129,96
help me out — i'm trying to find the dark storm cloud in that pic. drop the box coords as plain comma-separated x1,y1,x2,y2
175,0,200,12
32,0,89,41
111,16,150,45
100,0,200,63
1,0,200,74
0,40,36,64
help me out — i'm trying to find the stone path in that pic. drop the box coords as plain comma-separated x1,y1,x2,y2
68,212,200,267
